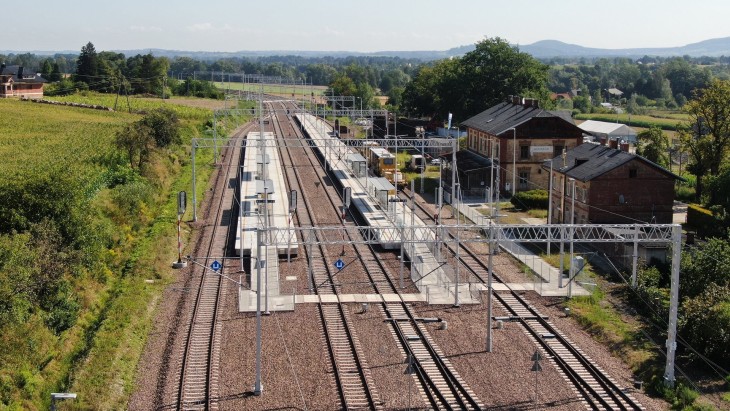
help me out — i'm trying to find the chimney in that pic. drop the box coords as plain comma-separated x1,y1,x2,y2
17,66,23,78
512,95,521,105
507,95,513,103
533,99,540,108
620,141,630,152
608,139,618,149
599,136,607,146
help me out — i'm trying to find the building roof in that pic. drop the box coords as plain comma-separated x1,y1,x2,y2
542,142,683,182
607,88,623,96
0,65,46,84
444,149,495,173
579,120,636,139
461,99,578,137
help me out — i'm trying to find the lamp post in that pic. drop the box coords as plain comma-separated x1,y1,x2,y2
254,228,263,395
509,127,517,196
569,178,576,298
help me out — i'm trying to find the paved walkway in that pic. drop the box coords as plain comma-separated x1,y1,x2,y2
453,197,591,297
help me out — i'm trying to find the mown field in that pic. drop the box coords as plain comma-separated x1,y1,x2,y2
218,81,328,95
575,111,689,131
0,95,240,409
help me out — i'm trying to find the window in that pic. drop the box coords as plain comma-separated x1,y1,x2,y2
519,171,529,190
553,145,564,157
629,168,638,178
520,145,530,159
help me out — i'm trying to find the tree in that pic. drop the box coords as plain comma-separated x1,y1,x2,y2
75,42,99,88
328,74,357,99
636,126,670,167
138,108,181,147
41,59,53,80
459,37,550,118
680,236,730,300
682,79,730,202
402,37,549,120
49,63,62,82
680,283,730,367
114,123,155,169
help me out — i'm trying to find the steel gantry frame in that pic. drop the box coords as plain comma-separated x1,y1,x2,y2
190,106,681,387
189,136,457,222
262,222,681,386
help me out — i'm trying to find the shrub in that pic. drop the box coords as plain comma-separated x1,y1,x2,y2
687,203,727,238
675,184,695,203
511,189,548,210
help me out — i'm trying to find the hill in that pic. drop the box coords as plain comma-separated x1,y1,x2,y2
4,36,730,61
519,37,730,58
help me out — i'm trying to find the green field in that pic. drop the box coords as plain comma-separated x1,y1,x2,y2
0,99,133,180
46,93,212,119
575,112,689,131
215,81,328,96
0,95,231,409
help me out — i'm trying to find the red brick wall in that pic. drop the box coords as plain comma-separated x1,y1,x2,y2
588,158,675,223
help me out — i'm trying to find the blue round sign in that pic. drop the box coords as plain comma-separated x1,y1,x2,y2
210,260,222,271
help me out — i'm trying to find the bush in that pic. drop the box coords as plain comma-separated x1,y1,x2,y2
675,184,695,203
687,203,727,238
511,189,548,210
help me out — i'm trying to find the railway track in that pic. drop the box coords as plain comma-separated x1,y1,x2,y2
175,125,249,410
283,108,483,410
272,102,382,410
406,188,645,410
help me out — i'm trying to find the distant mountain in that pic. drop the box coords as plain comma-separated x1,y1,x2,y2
519,37,730,58
4,37,730,61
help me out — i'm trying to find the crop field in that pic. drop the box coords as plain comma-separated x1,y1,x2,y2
46,92,212,120
0,99,134,180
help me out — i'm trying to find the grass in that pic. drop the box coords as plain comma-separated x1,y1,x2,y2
65,105,235,409
527,209,548,219
575,112,688,130
539,252,665,397
0,99,134,179
215,82,328,96
46,92,211,120
0,94,233,409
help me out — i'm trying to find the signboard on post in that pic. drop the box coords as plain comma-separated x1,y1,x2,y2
172,191,188,269
210,260,222,272
177,191,187,215
289,190,297,213
343,187,351,208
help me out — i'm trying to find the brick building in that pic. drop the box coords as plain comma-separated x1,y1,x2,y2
461,96,585,195
543,141,682,224
0,65,46,98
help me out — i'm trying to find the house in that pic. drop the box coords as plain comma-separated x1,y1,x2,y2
543,141,682,225
579,120,637,144
459,95,585,196
606,88,623,98
0,64,46,98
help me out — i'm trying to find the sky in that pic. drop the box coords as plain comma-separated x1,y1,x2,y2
6,0,730,53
